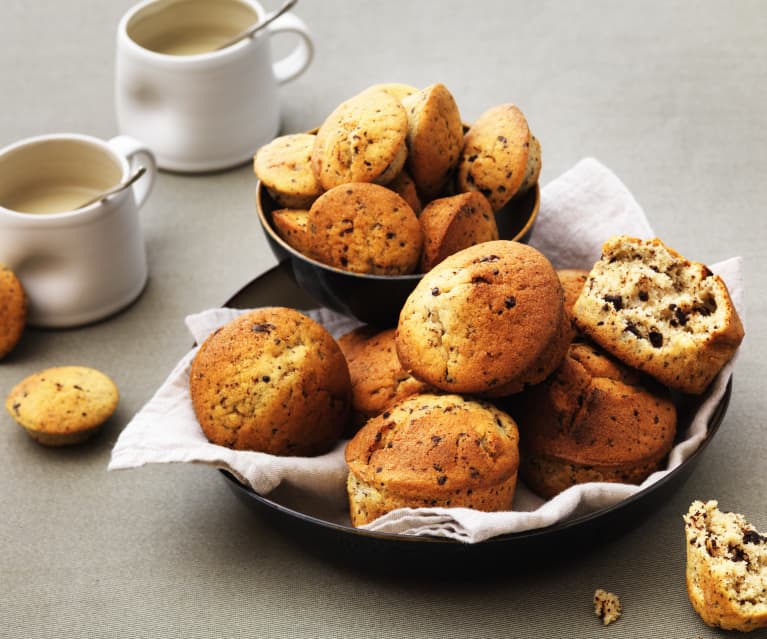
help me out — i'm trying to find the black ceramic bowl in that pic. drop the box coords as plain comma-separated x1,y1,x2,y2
255,180,540,327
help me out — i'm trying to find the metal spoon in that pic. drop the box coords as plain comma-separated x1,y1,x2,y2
215,0,298,50
78,166,147,209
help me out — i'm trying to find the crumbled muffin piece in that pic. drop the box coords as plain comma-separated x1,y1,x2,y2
593,588,622,626
684,500,767,632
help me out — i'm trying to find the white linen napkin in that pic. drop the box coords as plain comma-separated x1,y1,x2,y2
108,157,745,543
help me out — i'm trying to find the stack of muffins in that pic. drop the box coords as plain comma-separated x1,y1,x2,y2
253,82,541,276
190,83,745,530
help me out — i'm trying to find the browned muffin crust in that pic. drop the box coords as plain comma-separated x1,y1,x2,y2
396,240,565,395
190,307,351,456
345,393,520,526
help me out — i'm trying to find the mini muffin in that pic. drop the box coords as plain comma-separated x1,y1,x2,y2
190,307,351,456
387,170,422,216
312,90,409,190
455,103,532,212
684,500,767,632
401,83,464,200
516,134,542,196
419,191,499,272
254,133,323,208
270,208,316,257
345,393,520,526
6,366,119,446
341,327,431,427
572,236,745,394
396,240,566,395
0,264,26,359
307,182,423,275
514,341,677,499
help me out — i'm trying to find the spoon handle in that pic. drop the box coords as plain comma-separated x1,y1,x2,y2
79,166,147,209
216,0,298,50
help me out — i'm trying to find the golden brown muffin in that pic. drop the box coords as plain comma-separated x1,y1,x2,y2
387,170,422,216
0,264,26,359
6,366,119,446
337,325,379,361
401,83,464,200
558,267,589,342
396,240,566,395
419,191,499,272
190,307,351,456
572,236,744,394
455,103,532,211
254,133,323,208
307,183,423,275
684,500,767,632
270,208,316,258
514,341,677,499
312,90,408,190
517,134,542,196
341,328,431,427
345,393,520,526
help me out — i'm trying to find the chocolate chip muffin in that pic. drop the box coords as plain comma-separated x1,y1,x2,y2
254,133,323,208
312,89,409,190
307,182,423,275
345,393,520,526
339,327,431,428
419,191,499,272
684,500,767,632
396,240,566,395
270,208,316,258
190,307,351,456
514,341,677,498
0,264,26,359
6,366,119,446
455,103,532,212
401,82,464,200
572,236,744,394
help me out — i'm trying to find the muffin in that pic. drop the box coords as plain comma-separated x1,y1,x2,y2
0,264,26,359
6,366,119,446
190,307,351,456
254,133,323,208
387,170,422,216
270,208,315,257
514,341,677,498
401,83,464,200
340,327,431,427
396,240,566,395
307,182,423,275
419,191,499,272
558,268,589,342
684,500,767,632
517,134,542,196
360,82,419,103
572,235,745,394
345,393,520,526
455,103,532,211
312,89,409,190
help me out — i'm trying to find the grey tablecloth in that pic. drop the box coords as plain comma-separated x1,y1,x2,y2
1,1,765,637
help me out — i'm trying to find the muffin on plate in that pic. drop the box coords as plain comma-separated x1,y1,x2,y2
514,341,677,498
190,307,351,456
345,393,520,526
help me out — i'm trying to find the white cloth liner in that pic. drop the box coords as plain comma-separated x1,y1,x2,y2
108,157,745,544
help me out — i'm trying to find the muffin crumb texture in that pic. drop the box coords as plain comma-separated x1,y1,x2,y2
684,500,767,632
593,589,622,626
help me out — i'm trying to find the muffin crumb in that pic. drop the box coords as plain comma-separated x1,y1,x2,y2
593,588,622,626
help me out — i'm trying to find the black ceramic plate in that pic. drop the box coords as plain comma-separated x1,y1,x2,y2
219,261,732,573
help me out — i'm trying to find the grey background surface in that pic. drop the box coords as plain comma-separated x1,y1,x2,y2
1,1,766,636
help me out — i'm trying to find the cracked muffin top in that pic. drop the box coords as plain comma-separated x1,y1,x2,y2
190,307,351,456
395,240,564,395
